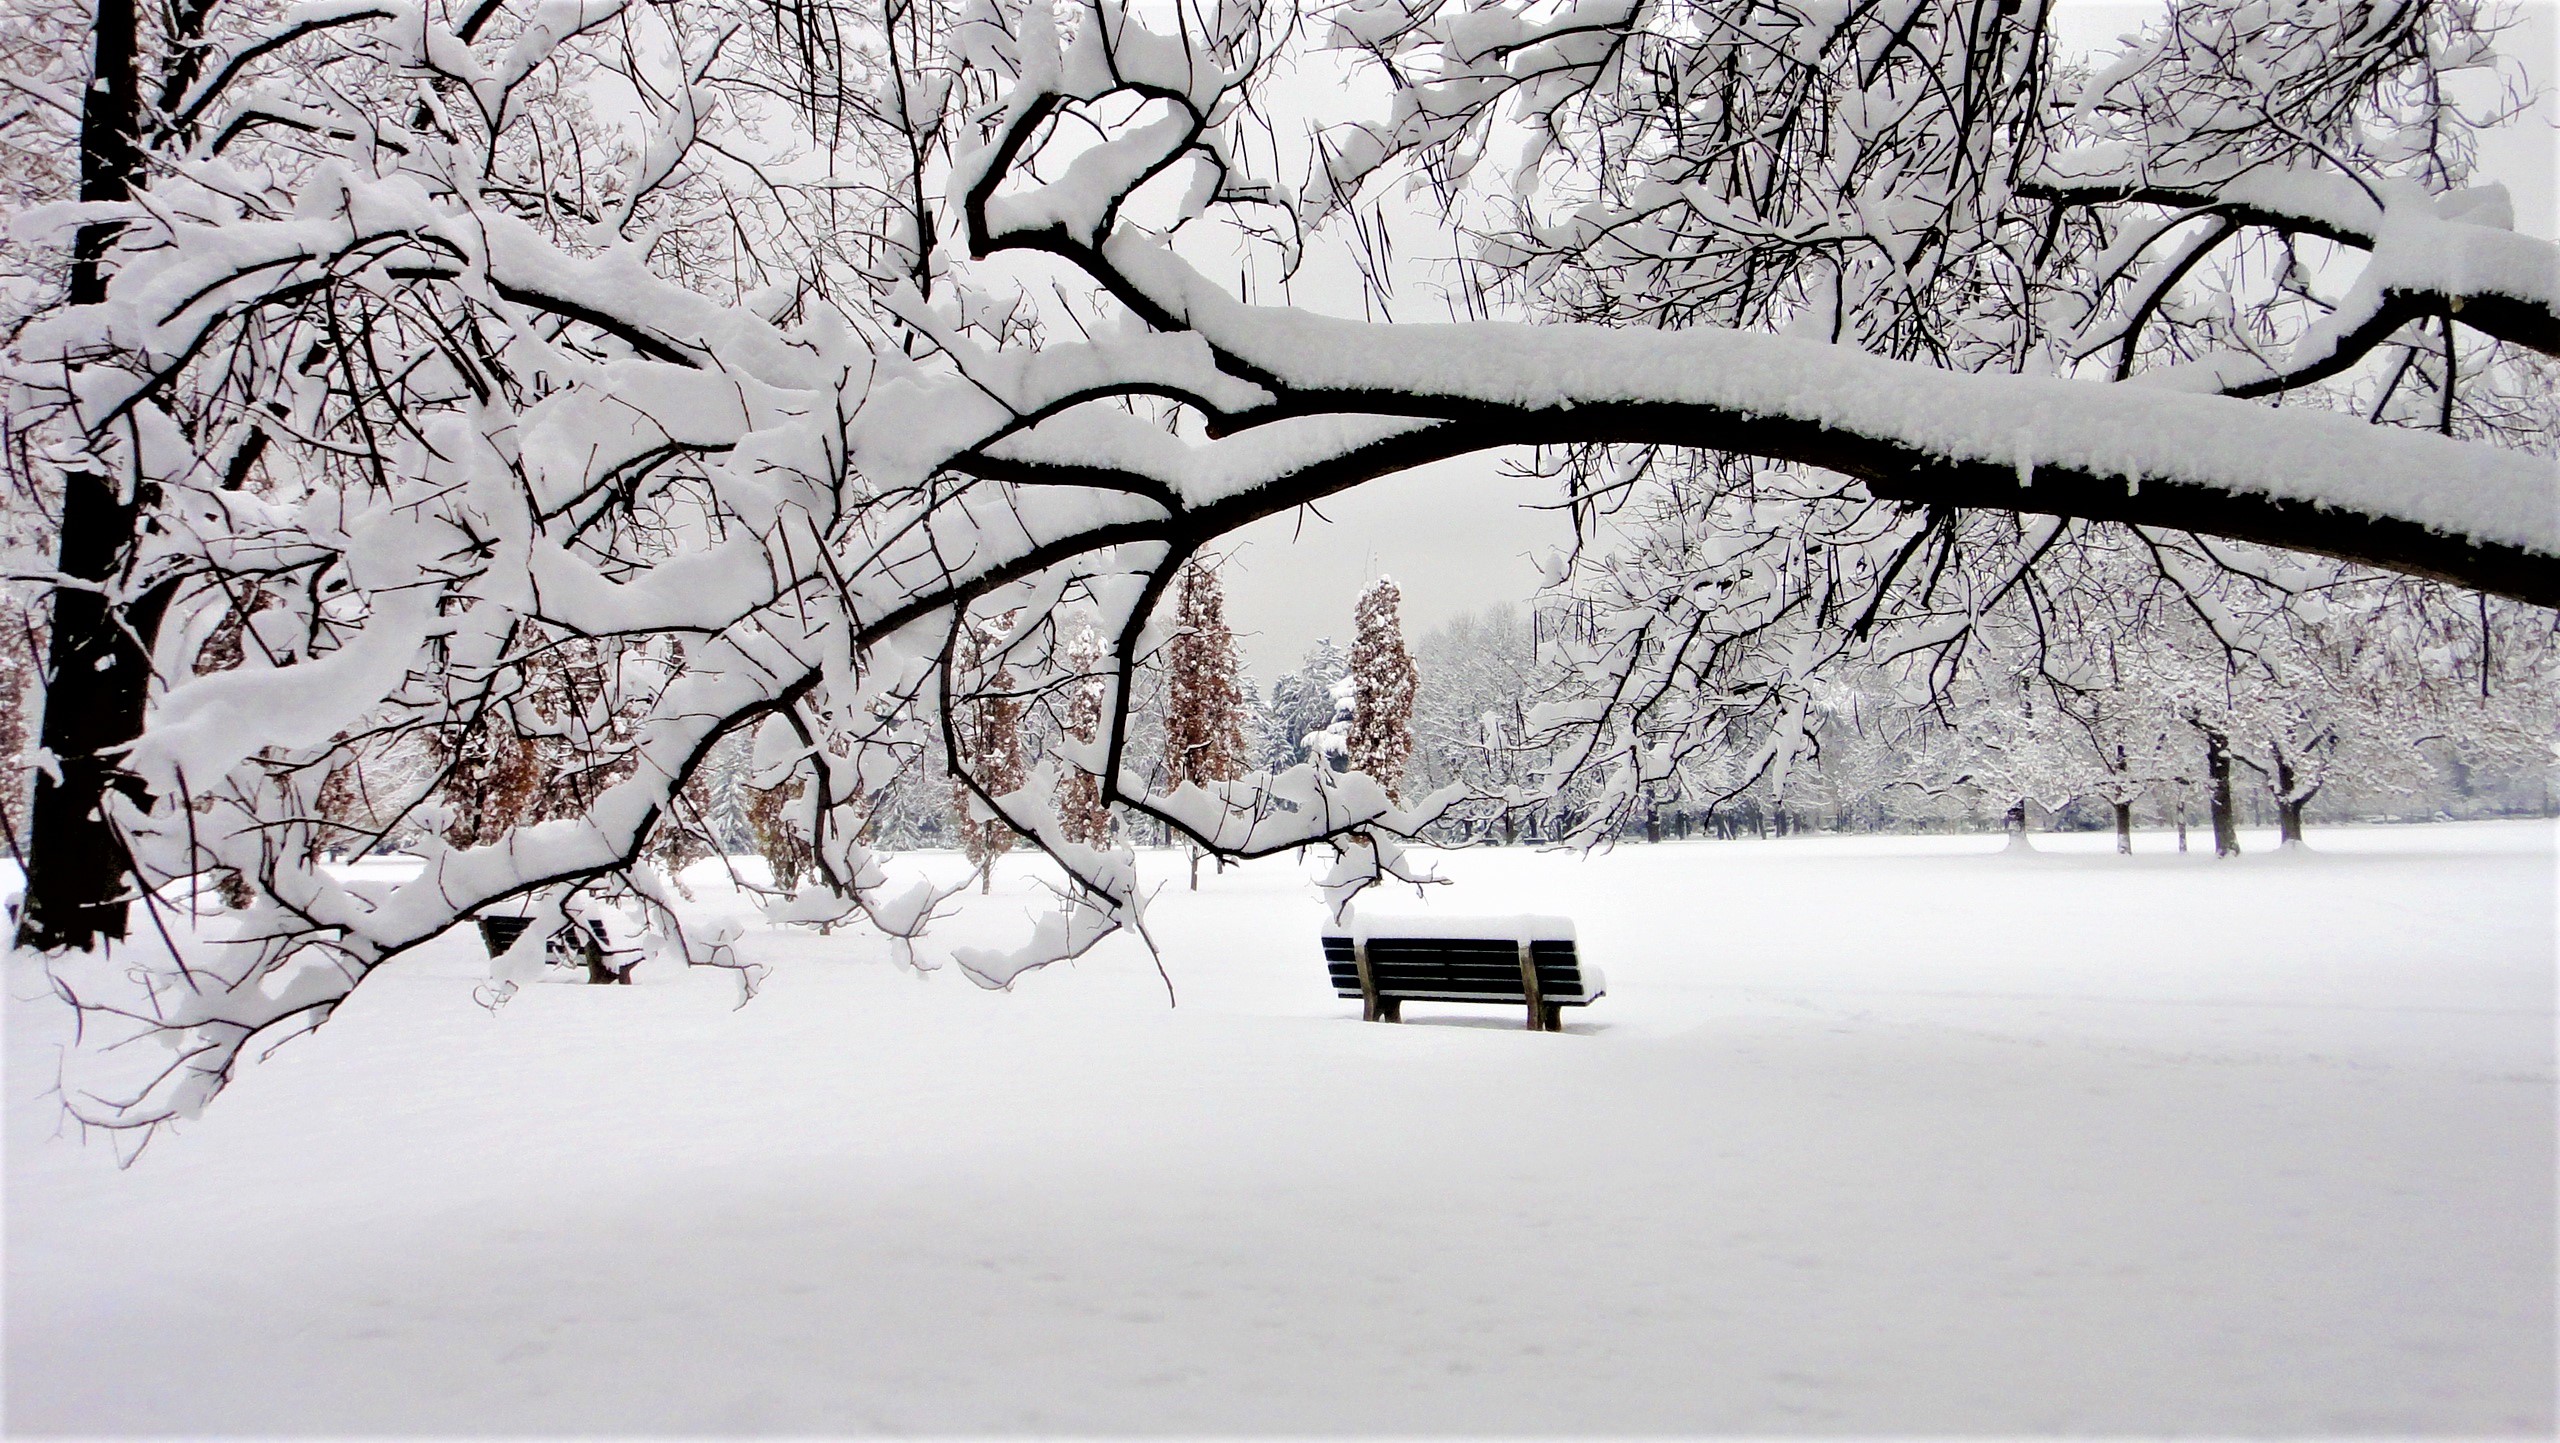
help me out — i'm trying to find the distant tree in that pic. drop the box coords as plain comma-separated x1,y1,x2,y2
1058,624,1113,848
745,780,815,892
1262,638,1351,772
1164,563,1248,885
1165,563,1249,790
1348,578,1419,801
1410,605,1549,842
648,776,722,897
432,716,545,855
950,613,1026,893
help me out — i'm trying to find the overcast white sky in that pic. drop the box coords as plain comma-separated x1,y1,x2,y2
1209,0,2558,685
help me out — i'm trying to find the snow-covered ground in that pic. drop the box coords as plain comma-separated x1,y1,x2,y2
8,821,2553,1434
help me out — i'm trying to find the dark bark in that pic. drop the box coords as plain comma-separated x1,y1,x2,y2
2113,800,2133,855
20,0,159,952
963,389,2560,607
2203,728,2240,858
2273,755,2314,847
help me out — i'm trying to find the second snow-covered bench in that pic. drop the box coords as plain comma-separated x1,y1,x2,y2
1320,916,1603,1032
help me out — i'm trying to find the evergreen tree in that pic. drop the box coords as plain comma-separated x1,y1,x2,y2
1164,562,1248,886
1262,637,1349,772
1058,624,1113,848
745,779,815,892
1164,563,1248,790
951,612,1025,892
1348,578,1419,801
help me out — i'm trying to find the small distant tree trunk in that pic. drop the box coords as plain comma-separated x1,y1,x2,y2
2113,800,2133,855
1502,810,1516,846
2002,801,2029,851
1189,846,1201,890
1644,805,1660,844
2203,728,2239,858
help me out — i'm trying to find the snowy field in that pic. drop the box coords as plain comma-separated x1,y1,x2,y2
7,820,2553,1435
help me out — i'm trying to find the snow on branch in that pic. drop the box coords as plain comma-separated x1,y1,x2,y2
10,0,2557,1136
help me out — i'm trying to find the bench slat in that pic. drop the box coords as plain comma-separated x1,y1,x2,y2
1325,965,1590,989
1321,930,1602,1028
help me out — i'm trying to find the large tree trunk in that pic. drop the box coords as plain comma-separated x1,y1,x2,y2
21,0,155,953
2113,800,2133,855
2203,728,2240,858
2274,754,2313,847
2002,800,2030,851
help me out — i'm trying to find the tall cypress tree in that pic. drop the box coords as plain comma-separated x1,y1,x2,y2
1164,563,1247,791
1164,562,1246,887
1348,577,1418,802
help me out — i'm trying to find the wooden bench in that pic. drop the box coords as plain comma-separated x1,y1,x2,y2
476,914,639,984
1320,916,1603,1031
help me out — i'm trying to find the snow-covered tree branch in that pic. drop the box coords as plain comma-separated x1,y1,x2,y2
5,0,2552,1131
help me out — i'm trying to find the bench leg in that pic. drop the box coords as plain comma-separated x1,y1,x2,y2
1541,1001,1562,1032
1380,998,1401,1023
1516,938,1545,1032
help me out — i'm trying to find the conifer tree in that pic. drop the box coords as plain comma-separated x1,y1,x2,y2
1349,577,1419,801
1164,562,1247,887
951,612,1026,892
1164,563,1248,790
1262,637,1350,771
746,779,815,892
1058,625,1113,848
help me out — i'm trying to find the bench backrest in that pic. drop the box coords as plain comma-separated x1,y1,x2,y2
1319,935,1595,1003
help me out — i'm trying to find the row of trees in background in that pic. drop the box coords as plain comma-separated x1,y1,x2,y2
22,536,2526,883
1394,544,2553,855
10,559,1426,888
718,543,2556,871
0,526,2532,897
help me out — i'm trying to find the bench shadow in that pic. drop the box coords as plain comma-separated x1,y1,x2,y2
1384,1012,1612,1035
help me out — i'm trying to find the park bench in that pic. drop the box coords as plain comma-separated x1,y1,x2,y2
1320,916,1603,1031
476,913,641,984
